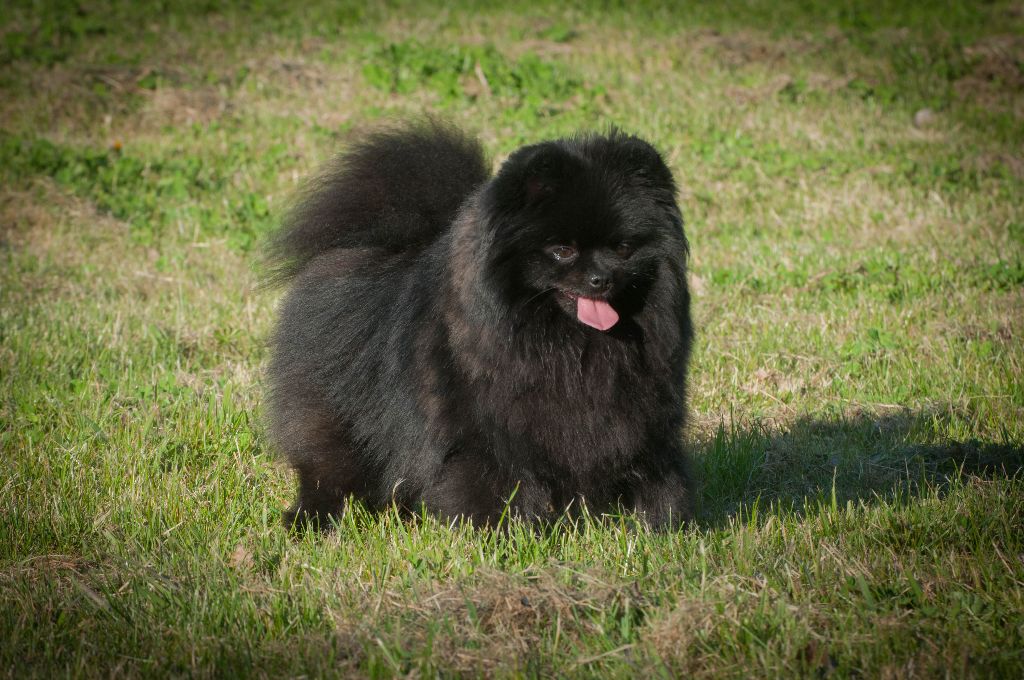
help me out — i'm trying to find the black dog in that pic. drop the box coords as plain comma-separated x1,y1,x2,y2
266,122,694,530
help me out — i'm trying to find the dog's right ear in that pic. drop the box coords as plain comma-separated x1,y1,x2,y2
520,145,567,204
488,143,578,210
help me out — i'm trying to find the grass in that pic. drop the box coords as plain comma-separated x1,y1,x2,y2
2,0,1023,676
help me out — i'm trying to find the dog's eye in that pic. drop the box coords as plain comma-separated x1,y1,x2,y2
548,245,577,262
615,242,634,258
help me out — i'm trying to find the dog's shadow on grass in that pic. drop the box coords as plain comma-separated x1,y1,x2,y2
692,407,1024,526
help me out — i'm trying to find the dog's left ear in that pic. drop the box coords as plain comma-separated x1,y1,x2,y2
611,133,676,190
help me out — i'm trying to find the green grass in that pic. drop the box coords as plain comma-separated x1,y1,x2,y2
2,0,1023,676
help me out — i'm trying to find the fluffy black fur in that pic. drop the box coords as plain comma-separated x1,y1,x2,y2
267,121,694,530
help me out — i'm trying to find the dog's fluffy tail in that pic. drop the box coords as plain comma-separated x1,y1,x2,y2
265,121,489,284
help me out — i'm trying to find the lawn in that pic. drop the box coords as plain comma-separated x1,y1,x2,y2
1,0,1023,677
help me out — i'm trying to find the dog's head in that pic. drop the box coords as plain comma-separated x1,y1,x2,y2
480,131,687,332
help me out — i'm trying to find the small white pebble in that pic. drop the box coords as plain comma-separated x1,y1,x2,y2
913,108,937,128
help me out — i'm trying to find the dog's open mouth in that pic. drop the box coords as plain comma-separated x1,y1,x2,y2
558,290,619,331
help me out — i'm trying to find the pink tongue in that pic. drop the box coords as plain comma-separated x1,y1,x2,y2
576,297,619,331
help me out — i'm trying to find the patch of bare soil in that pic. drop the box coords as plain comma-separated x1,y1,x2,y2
691,28,834,67
351,567,643,674
0,61,214,137
141,85,228,129
0,554,95,584
0,182,129,267
642,599,716,675
728,72,854,104
237,55,360,134
0,186,57,246
955,35,1024,111
969,151,1024,179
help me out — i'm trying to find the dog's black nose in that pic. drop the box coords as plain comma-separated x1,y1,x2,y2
588,271,611,292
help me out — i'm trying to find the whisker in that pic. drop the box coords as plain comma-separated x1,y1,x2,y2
523,287,558,307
